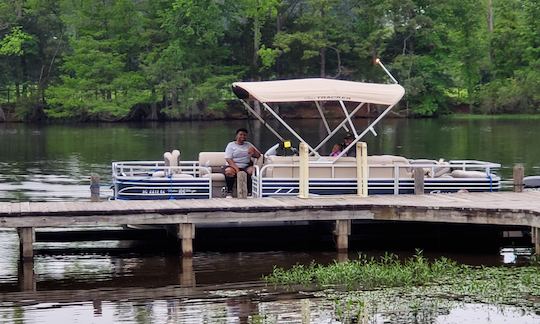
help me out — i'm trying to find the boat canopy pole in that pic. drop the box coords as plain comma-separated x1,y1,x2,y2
339,100,358,138
337,102,399,159
376,58,399,84
315,101,331,135
262,102,320,157
240,100,284,142
313,102,365,153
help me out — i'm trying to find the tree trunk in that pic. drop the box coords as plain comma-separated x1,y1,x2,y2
253,15,261,76
149,89,158,120
320,47,326,77
487,0,494,64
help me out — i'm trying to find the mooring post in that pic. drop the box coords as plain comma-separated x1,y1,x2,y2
237,171,248,199
513,164,524,193
334,220,351,253
90,174,100,202
299,142,309,198
17,227,34,260
356,142,368,197
178,223,195,257
414,167,425,195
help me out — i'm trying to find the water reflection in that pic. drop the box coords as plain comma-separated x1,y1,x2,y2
2,119,540,202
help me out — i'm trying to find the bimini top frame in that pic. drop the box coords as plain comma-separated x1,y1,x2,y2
232,66,405,160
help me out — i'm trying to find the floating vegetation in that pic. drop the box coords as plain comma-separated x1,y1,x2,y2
264,251,463,289
263,250,540,319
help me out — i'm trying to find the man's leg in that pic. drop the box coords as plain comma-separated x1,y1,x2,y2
224,167,237,195
245,166,254,195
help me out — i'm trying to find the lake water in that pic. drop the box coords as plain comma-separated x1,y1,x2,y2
1,119,540,323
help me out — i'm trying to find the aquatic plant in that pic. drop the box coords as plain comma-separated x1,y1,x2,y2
264,250,464,289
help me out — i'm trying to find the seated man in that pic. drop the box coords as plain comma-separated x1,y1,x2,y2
223,128,261,197
342,133,356,157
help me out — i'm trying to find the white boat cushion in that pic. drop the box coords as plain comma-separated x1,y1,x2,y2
450,170,488,178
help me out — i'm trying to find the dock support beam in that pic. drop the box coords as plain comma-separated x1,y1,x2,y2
513,164,524,193
178,223,195,257
17,227,34,260
334,220,351,253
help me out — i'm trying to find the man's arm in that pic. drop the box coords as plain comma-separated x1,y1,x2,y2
248,144,261,158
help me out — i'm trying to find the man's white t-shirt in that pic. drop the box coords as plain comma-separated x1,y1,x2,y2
224,141,255,168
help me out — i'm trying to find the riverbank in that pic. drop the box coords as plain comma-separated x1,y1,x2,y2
445,113,540,120
4,101,540,123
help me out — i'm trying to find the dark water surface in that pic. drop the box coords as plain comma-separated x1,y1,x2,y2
1,119,540,323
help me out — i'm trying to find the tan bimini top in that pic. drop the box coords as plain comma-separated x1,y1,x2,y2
232,78,405,105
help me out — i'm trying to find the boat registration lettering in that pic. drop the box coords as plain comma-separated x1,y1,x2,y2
141,189,196,194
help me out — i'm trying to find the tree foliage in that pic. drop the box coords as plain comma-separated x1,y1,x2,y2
0,0,537,121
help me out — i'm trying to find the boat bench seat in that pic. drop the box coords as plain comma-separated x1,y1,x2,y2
263,155,412,179
198,152,263,197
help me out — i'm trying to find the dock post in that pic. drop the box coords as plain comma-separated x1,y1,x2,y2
414,168,425,195
299,142,309,198
237,171,248,199
356,142,368,197
513,164,524,193
334,220,351,253
178,223,195,257
90,174,100,202
17,227,34,260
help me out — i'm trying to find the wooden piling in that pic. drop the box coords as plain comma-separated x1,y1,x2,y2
237,171,248,199
334,220,351,253
513,164,524,193
178,223,195,257
299,142,309,198
17,227,34,260
414,168,425,195
90,174,100,202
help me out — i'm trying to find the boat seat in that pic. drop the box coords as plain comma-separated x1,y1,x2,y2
199,151,263,197
153,149,190,177
263,155,412,179
199,152,226,197
410,158,451,178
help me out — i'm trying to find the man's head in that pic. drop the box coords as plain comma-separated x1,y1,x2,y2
235,128,249,143
343,133,353,145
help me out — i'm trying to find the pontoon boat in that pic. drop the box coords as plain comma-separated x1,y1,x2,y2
112,66,501,200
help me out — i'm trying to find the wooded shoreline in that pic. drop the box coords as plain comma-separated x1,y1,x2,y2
1,1,538,122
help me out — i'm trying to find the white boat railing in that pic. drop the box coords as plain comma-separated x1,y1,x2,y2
253,160,501,197
112,161,205,178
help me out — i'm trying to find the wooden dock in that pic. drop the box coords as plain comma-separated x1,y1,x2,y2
1,191,540,259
